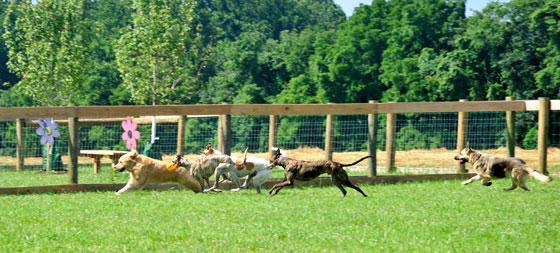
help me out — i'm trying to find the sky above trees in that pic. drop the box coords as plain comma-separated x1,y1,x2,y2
334,0,512,17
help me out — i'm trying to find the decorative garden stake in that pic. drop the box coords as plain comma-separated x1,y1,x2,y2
36,118,60,172
122,117,140,150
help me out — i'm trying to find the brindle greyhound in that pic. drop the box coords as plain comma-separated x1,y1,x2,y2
268,149,370,197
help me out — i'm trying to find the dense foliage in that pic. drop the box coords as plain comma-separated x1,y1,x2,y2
1,0,558,107
0,0,558,154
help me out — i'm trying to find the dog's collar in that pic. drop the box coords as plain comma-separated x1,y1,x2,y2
277,156,285,166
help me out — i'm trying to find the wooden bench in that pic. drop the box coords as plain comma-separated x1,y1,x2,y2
80,150,129,173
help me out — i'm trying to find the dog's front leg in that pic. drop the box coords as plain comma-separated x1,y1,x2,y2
116,178,145,195
269,172,295,196
480,176,492,186
241,172,256,189
461,174,481,185
228,172,242,192
204,163,229,193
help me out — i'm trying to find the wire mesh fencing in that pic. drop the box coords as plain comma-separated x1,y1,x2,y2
1,109,559,188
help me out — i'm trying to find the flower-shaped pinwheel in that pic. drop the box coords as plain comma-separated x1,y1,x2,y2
122,117,140,150
36,118,60,146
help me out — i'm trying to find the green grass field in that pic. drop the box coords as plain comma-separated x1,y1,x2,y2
1,177,559,252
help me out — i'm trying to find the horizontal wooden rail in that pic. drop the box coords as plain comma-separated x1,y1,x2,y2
0,100,558,120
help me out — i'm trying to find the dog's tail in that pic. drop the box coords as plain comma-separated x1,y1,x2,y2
340,156,372,167
523,165,553,183
241,147,248,165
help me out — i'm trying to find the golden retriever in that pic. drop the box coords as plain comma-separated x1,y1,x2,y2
113,150,201,194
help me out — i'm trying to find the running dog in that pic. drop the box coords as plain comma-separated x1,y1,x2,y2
203,142,223,156
268,149,370,197
455,143,552,191
225,155,272,194
177,148,248,193
113,150,201,194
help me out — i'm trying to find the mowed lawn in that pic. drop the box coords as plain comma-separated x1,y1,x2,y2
0,178,559,252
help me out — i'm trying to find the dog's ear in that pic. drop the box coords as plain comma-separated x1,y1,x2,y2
275,148,281,156
130,149,138,159
465,142,471,150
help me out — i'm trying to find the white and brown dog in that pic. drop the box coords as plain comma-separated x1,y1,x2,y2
113,150,201,194
225,155,273,194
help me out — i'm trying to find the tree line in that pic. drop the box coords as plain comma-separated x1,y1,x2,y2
0,0,558,108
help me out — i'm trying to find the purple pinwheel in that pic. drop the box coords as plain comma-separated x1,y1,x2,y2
36,118,60,146
122,117,140,150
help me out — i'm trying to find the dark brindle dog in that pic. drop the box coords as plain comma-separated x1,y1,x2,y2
455,143,552,191
268,149,370,197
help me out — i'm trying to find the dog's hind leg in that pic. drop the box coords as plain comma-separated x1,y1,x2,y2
332,171,367,197
227,172,242,192
332,179,347,197
178,174,202,193
512,169,530,191
503,181,518,191
344,181,367,197
241,172,256,189
252,170,271,194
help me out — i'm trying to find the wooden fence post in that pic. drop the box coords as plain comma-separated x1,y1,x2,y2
456,99,469,173
506,96,515,157
385,111,396,173
269,115,277,157
367,100,378,177
16,118,24,171
217,114,223,151
537,97,550,174
176,115,186,155
221,102,232,155
325,105,335,161
68,116,79,184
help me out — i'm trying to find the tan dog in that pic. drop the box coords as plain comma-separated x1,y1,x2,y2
113,150,201,194
455,143,552,191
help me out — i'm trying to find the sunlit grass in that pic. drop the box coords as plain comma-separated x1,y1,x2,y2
0,179,559,252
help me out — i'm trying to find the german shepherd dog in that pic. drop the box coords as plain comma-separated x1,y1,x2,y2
268,149,370,197
454,143,552,191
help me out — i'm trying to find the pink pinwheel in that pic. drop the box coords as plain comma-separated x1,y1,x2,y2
36,118,60,146
122,117,140,150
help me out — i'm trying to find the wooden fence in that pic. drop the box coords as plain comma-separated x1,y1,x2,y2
1,98,559,185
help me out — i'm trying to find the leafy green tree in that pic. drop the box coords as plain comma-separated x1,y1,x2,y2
379,0,465,102
319,0,390,103
115,0,196,105
82,0,133,105
0,1,18,89
2,0,90,106
532,0,560,98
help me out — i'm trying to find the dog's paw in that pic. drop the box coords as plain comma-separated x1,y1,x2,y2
231,188,241,192
461,181,470,185
212,188,222,193
483,182,492,186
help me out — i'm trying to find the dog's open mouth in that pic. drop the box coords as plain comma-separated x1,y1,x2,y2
454,156,467,164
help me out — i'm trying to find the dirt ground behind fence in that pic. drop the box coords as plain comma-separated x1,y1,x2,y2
2,147,559,174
